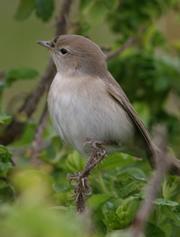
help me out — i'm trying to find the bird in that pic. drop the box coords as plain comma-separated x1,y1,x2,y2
38,34,157,212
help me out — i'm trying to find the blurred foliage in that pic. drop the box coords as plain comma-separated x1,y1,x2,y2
5,68,38,87
15,0,54,21
0,0,180,237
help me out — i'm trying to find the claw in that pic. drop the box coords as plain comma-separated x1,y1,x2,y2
68,140,107,213
68,172,91,198
84,139,106,150
97,148,106,158
68,172,81,182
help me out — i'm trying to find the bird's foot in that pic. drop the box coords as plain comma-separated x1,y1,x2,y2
84,139,105,151
68,172,91,213
69,172,91,195
68,140,107,213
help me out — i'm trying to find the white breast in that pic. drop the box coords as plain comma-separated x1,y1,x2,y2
48,73,135,154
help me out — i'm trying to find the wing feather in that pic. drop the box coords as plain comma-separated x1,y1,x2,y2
103,73,156,167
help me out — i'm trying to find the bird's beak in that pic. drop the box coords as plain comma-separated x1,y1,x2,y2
37,40,52,49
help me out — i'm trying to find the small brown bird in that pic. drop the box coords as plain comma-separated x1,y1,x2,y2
38,34,157,212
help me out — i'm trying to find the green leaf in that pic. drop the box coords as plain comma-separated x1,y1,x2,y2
64,151,84,173
88,194,111,210
81,0,108,23
35,0,54,22
0,145,12,163
120,167,147,181
154,198,179,207
0,145,13,177
80,0,91,10
5,68,38,86
102,201,121,230
162,177,180,199
112,167,146,198
145,223,166,237
15,0,36,21
116,197,139,228
0,180,15,202
0,114,12,125
15,0,54,22
100,153,134,171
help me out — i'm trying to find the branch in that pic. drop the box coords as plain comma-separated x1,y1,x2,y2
0,0,73,145
131,124,177,236
106,27,146,61
29,103,48,165
106,37,136,61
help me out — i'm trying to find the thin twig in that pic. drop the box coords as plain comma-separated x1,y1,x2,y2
131,124,173,237
29,103,48,164
106,37,136,61
106,27,146,61
0,0,73,145
132,162,169,237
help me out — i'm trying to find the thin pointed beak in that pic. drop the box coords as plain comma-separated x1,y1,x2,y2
37,40,52,49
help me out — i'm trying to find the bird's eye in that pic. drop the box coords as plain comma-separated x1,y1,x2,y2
59,48,68,55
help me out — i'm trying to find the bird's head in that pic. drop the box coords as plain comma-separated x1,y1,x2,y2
38,34,107,77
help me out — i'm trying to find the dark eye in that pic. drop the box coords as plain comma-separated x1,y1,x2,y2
59,48,68,55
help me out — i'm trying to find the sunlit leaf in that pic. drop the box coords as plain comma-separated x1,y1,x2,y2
64,151,84,173
0,114,12,125
102,201,121,230
154,198,179,207
116,197,139,228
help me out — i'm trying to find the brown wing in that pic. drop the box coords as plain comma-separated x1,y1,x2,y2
103,72,156,167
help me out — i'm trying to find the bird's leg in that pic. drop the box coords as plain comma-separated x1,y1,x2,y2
69,140,107,213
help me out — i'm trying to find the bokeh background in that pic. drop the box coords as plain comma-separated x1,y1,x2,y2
0,1,180,237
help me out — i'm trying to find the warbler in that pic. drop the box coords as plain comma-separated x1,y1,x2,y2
38,35,157,211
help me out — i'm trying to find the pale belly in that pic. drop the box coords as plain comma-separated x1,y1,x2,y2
48,73,135,155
